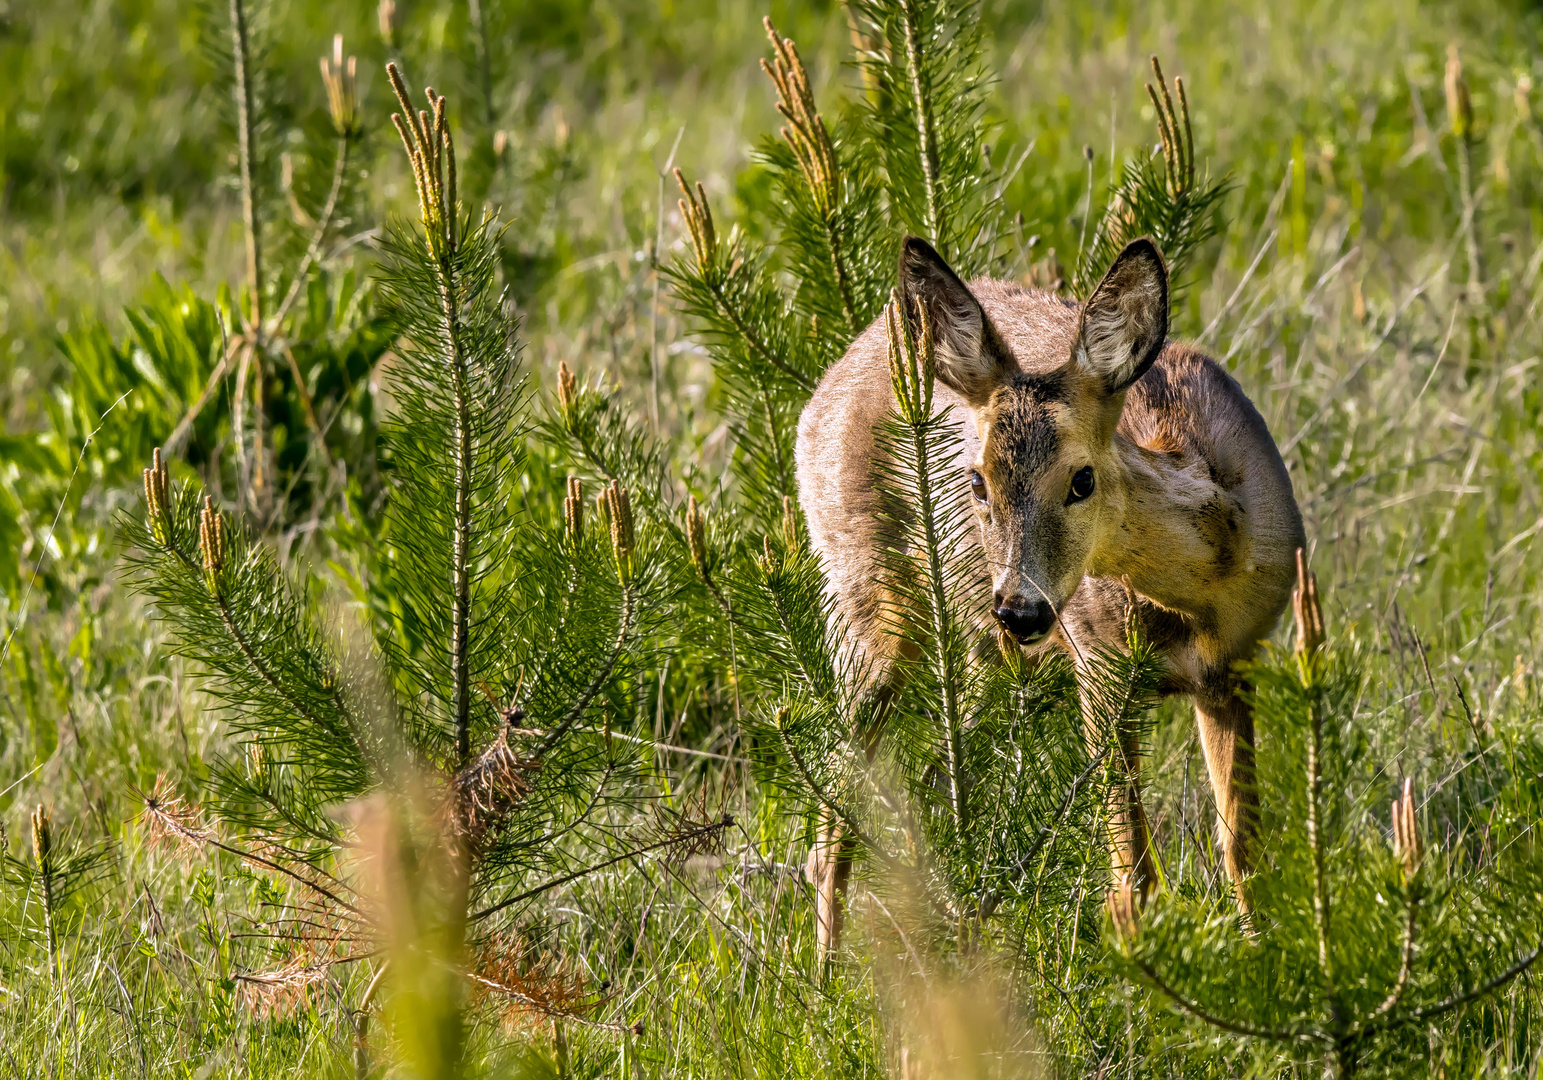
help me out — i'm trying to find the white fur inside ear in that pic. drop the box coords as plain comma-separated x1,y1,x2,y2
933,299,986,386
1075,259,1166,391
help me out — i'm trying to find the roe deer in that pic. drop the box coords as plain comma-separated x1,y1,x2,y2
795,236,1304,957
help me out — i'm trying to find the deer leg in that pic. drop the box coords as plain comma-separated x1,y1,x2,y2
807,816,856,966
1079,686,1156,904
1194,693,1258,909
806,687,888,969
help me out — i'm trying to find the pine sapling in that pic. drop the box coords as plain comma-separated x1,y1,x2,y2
31,804,57,982
1074,56,1229,298
1113,551,1543,1078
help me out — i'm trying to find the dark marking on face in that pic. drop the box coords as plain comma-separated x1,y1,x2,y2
981,371,1070,485
973,370,1082,607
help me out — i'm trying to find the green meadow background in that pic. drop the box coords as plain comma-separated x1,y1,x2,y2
5,0,1543,1075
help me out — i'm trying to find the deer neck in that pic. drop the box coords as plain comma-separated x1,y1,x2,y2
1086,435,1242,620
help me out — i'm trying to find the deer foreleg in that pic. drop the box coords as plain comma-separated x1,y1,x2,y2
1194,692,1258,910
1080,687,1156,905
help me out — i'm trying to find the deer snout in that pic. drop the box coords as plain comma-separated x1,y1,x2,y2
993,595,1056,643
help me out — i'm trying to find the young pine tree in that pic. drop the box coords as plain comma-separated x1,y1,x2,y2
1111,556,1543,1078
124,72,725,1072
665,0,1228,973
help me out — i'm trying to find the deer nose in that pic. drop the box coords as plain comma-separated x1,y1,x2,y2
993,596,1055,642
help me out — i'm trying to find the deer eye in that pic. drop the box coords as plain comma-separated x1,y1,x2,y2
1068,466,1095,504
970,470,988,504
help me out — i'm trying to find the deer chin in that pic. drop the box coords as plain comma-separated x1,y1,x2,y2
1005,623,1053,646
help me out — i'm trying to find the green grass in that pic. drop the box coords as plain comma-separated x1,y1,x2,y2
7,0,1543,1076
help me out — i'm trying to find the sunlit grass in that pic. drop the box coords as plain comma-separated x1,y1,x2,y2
6,0,1543,1075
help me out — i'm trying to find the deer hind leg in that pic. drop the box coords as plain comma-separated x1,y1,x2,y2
1194,693,1258,909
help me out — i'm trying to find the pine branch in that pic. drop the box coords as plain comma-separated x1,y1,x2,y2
131,454,373,825
748,551,838,704
268,136,350,333
1129,954,1323,1045
225,0,271,514
1074,56,1229,297
531,583,636,760
673,170,816,391
761,18,857,331
773,712,893,866
1306,690,1336,1007
137,780,363,916
1401,939,1543,1025
385,66,475,766
229,0,264,346
469,813,733,922
898,0,944,247
30,806,58,983
847,0,999,271
977,745,1109,920
173,492,346,742
1358,887,1421,1026
883,292,968,841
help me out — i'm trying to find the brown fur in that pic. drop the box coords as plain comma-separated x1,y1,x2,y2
795,239,1304,957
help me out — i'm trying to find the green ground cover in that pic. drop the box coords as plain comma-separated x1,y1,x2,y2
5,0,1543,1076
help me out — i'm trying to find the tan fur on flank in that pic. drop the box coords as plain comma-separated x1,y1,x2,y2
796,237,1304,958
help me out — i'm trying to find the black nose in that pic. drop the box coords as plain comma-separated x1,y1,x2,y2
994,596,1055,642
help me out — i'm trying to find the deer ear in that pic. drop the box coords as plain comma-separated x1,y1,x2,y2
1073,238,1169,394
898,236,1010,405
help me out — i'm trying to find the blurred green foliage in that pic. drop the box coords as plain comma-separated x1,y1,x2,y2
5,0,1543,1076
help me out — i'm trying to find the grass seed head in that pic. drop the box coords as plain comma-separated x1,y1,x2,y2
1446,43,1473,141
320,35,361,139
686,495,710,582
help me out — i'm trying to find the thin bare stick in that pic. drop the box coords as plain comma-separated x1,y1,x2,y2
469,814,732,921
1,389,133,668
268,136,351,332
1131,956,1322,1044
